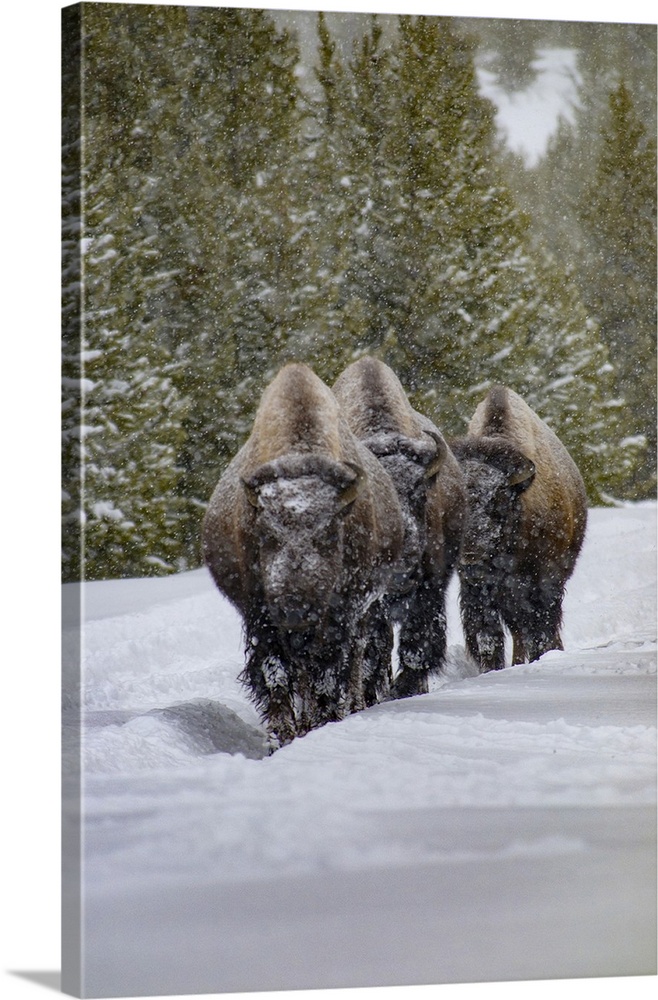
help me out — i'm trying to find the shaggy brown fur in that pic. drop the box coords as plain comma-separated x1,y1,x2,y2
333,357,466,698
202,363,405,746
452,385,588,672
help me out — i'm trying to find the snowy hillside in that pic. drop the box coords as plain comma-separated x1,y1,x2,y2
62,503,656,996
477,47,582,166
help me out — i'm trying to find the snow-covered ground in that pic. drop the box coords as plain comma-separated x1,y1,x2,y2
62,503,656,997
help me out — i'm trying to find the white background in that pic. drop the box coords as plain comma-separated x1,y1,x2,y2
2,2,655,1000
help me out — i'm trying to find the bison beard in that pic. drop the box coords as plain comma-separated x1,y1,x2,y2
240,605,354,747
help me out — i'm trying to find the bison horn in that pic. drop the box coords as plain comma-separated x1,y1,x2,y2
508,457,536,488
422,430,447,479
339,461,366,507
241,477,261,508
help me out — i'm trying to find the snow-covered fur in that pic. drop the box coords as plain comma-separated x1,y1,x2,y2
332,357,466,698
202,363,405,746
452,385,588,672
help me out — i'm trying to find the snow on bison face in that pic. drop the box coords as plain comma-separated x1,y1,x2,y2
363,430,445,595
459,453,535,575
242,464,363,635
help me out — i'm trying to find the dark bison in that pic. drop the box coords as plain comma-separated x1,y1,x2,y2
451,385,588,672
201,363,405,746
333,357,466,698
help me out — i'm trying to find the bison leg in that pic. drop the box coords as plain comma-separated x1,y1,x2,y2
346,647,366,715
240,618,298,746
265,684,299,748
393,578,448,697
338,616,367,716
511,631,527,665
509,620,562,665
532,576,566,659
525,595,564,662
301,624,351,730
459,576,506,672
295,667,321,738
362,601,394,707
506,576,565,664
526,631,563,662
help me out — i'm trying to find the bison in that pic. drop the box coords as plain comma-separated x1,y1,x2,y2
333,357,466,698
451,385,588,673
201,363,405,746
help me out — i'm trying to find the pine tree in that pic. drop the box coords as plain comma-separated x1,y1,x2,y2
339,15,424,355
65,7,652,582
71,4,311,573
80,168,188,579
281,11,375,380
345,14,641,502
158,6,309,563
62,3,84,582
324,14,544,424
369,18,547,420
497,25,656,499
522,251,645,501
577,80,657,496
72,2,189,580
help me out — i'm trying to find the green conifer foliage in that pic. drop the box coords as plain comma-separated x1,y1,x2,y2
380,16,540,420
62,4,84,582
73,2,189,580
64,7,651,581
282,12,374,379
152,6,307,564
80,171,188,579
329,16,408,351
578,81,657,496
69,3,309,574
522,252,645,501
335,14,638,502
498,26,656,499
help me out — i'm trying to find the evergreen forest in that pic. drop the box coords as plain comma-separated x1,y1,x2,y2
61,3,657,582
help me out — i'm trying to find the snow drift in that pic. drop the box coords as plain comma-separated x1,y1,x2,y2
62,504,657,996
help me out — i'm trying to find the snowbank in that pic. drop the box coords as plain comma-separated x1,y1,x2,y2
62,504,657,996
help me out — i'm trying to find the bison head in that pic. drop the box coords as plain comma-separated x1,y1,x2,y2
453,438,536,577
363,429,446,594
454,439,535,575
241,454,365,638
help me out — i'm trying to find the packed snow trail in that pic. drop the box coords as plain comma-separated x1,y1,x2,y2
62,504,657,995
